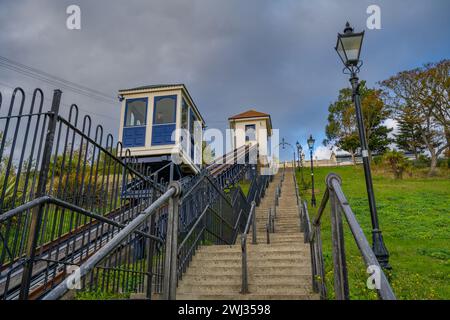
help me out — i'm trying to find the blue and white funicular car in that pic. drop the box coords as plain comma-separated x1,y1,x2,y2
118,84,205,180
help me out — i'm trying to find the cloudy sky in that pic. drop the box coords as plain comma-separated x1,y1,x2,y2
0,0,449,160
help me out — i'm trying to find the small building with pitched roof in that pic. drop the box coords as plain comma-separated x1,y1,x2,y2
228,109,272,158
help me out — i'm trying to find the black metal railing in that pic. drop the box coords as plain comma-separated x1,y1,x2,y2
42,138,269,300
293,170,396,300
0,88,162,300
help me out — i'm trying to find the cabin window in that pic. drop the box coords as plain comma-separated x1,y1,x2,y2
245,124,256,141
122,98,147,148
124,98,147,127
152,95,177,145
181,99,189,129
181,99,189,152
189,109,196,160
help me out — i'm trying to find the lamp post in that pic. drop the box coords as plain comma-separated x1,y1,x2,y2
307,135,316,207
280,138,296,170
335,22,390,269
296,141,305,187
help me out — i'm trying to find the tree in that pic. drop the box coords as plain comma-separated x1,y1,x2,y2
380,60,449,175
324,81,392,163
394,107,426,159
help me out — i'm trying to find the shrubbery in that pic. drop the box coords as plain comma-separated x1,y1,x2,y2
382,150,411,179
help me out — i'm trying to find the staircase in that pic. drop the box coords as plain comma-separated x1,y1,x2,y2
176,168,318,300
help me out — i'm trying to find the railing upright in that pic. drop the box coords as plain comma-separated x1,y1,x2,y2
328,176,349,300
162,184,181,300
241,201,256,294
19,89,61,300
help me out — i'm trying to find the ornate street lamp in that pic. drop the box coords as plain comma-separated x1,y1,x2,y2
280,138,296,170
296,141,305,187
307,135,316,207
335,22,390,269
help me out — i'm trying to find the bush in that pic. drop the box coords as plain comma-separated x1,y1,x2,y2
382,150,411,179
437,157,450,168
372,155,383,165
51,171,109,207
412,154,430,168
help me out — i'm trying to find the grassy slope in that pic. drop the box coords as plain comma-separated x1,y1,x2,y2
296,165,450,300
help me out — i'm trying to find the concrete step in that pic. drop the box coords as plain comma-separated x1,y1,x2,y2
189,259,310,269
192,251,309,260
198,244,309,253
176,293,319,300
183,265,312,276
177,283,312,294
178,274,311,286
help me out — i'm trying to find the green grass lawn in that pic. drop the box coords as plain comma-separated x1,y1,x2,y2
296,165,450,300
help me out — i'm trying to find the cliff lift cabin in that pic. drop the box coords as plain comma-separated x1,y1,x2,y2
118,84,205,180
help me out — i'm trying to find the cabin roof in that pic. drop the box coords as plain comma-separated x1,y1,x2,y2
119,84,184,92
118,83,205,125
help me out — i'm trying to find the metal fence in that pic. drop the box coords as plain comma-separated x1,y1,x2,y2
39,126,270,299
292,169,396,300
0,88,163,300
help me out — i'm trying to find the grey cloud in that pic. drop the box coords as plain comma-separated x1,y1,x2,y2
0,0,448,159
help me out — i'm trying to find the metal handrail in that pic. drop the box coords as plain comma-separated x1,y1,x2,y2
292,169,396,300
266,165,284,245
241,201,256,294
42,185,178,300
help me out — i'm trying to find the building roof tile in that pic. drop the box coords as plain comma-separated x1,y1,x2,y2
228,109,271,120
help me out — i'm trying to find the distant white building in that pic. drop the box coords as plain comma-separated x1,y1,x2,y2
228,109,272,161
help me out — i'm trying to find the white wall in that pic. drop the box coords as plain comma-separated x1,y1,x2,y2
231,118,269,156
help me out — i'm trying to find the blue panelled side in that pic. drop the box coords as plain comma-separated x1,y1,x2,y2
123,126,146,147
152,124,176,145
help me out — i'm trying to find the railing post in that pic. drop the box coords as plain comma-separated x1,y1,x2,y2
329,187,349,300
315,226,327,299
163,186,180,300
19,89,62,300
146,190,156,299
251,202,257,244
241,234,248,294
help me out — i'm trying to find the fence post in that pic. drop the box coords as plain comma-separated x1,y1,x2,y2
19,89,62,300
241,234,248,294
251,202,257,244
146,188,156,299
163,185,181,300
329,187,349,300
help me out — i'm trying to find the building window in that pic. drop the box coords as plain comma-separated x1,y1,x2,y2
245,124,256,141
181,99,189,151
153,95,176,125
152,95,177,146
124,98,147,127
189,109,196,159
181,99,189,130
